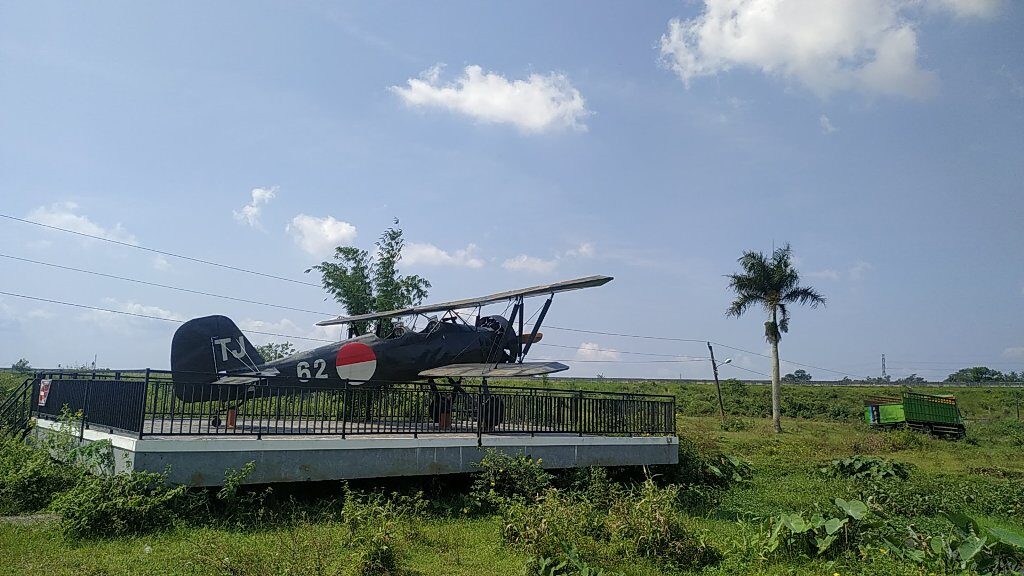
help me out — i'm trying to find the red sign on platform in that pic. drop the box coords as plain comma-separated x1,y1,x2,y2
38,379,51,406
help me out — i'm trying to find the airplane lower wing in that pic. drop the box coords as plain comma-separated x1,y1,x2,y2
419,362,569,378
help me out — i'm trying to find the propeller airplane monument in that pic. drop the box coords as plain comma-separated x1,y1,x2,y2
169,275,613,426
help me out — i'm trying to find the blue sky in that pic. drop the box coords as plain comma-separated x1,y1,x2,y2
1,1,1021,380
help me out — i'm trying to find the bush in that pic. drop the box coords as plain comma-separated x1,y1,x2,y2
502,489,608,560
870,474,1024,519
340,488,427,576
51,469,187,538
0,432,79,515
471,449,552,510
652,435,752,488
554,467,622,510
606,480,719,568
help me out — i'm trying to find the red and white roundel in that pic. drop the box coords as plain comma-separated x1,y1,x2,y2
336,342,377,383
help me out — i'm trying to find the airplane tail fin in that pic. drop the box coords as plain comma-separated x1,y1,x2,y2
171,315,266,385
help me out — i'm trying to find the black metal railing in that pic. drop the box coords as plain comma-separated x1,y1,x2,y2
0,377,34,436
21,370,676,440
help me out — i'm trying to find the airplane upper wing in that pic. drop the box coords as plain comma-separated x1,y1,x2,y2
418,362,570,378
316,275,612,327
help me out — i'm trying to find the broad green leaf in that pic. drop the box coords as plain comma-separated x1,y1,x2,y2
835,498,868,520
957,535,985,563
986,526,1024,550
785,515,809,533
815,534,837,554
943,511,980,535
905,549,926,563
824,517,847,535
930,535,946,555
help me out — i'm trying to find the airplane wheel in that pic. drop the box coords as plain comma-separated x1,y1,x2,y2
479,397,505,432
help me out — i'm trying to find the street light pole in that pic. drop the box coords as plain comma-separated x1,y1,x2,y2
708,342,726,426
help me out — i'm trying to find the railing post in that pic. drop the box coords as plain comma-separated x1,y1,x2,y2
576,391,583,437
138,369,150,439
80,380,91,442
476,391,483,447
341,380,348,439
530,388,535,437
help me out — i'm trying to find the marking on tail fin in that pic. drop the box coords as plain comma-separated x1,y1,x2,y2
213,336,248,361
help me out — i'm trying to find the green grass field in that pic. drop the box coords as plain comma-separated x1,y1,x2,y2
1,381,1023,575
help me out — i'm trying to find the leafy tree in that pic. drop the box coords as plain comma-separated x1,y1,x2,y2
10,358,31,371
726,244,825,433
896,373,926,383
863,375,892,384
945,366,1005,383
255,342,295,362
782,369,812,382
308,220,430,337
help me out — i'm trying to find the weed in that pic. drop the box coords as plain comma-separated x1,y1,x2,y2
502,489,607,559
606,479,719,568
883,512,1024,574
821,455,911,481
471,449,552,510
526,544,623,576
765,498,873,558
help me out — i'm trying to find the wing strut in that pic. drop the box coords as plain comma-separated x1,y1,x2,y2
520,294,553,362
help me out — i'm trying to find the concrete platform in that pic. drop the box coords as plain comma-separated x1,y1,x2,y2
33,419,678,486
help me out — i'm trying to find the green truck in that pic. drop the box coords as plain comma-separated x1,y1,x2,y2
864,391,965,439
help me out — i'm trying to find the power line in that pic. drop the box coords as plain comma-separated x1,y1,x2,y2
0,213,321,288
719,363,770,378
533,358,711,364
0,253,335,316
536,324,862,379
0,291,335,343
708,342,862,379
541,325,705,343
535,342,709,360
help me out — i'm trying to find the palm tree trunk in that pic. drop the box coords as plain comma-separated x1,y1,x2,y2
771,339,782,433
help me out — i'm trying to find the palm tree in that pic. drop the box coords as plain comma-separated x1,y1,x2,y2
726,244,825,433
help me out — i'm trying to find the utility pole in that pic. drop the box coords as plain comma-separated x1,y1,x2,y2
708,342,726,426
881,354,886,379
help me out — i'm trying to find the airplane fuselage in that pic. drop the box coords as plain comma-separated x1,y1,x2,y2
259,319,510,385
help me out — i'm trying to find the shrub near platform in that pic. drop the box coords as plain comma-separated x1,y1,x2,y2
51,469,188,539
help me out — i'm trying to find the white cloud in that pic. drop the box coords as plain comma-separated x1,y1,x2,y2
27,202,137,244
286,214,358,256
502,254,557,274
659,0,942,99
402,242,485,268
849,261,873,280
152,255,172,271
565,242,596,258
806,269,841,281
819,114,838,134
1002,347,1024,359
929,0,1002,19
77,298,183,333
233,186,277,228
392,64,590,133
238,317,344,347
575,342,620,362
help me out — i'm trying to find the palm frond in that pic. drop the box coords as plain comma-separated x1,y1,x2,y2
782,286,826,308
